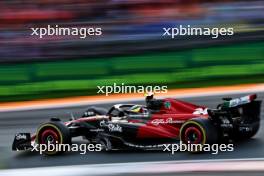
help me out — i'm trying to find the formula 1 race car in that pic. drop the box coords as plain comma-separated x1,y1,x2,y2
12,94,261,155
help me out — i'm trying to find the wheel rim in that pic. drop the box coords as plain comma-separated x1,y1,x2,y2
184,126,203,144
40,128,59,144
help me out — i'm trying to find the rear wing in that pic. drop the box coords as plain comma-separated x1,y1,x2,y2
222,94,257,108
208,94,261,120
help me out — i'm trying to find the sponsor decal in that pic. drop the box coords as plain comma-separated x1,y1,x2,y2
16,134,27,140
151,118,184,126
229,96,250,107
164,101,171,109
89,129,105,132
193,108,208,115
124,142,165,149
107,124,122,132
219,118,232,128
239,126,252,132
84,111,95,116
100,120,122,132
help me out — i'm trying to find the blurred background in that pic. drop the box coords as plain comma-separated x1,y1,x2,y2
0,0,263,101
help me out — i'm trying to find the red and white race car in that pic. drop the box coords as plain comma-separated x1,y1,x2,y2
13,94,261,155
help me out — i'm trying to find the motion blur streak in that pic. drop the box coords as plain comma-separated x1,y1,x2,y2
0,0,263,61
1,158,264,176
0,0,263,102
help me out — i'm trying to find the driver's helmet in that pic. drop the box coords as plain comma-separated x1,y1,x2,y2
130,105,147,113
144,92,154,101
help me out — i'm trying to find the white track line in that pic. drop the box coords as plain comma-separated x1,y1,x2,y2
1,158,264,176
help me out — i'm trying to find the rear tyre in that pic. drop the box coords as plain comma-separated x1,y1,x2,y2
180,118,218,152
36,121,71,155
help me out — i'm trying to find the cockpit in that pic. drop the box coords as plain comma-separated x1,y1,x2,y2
107,104,150,120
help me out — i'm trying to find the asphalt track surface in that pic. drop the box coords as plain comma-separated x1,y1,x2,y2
0,92,264,169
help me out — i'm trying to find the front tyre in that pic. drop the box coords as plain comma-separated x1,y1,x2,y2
36,121,71,155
